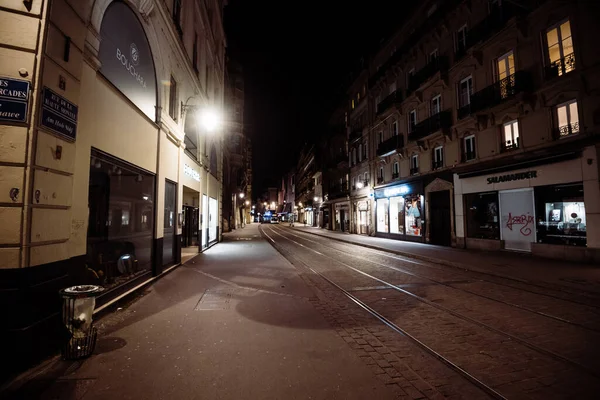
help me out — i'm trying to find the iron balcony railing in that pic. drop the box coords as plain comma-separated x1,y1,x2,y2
555,121,580,138
461,150,477,163
376,135,404,157
501,136,520,152
376,90,404,115
409,167,419,175
465,2,519,49
408,110,452,141
407,56,449,93
544,53,576,80
457,71,531,120
391,172,399,179
329,183,350,198
432,160,444,170
377,176,384,184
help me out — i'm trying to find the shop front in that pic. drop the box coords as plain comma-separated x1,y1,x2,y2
334,201,351,232
454,147,600,261
375,181,425,242
353,199,371,235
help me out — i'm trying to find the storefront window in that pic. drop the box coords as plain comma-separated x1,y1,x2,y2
377,199,389,233
87,150,155,291
465,192,500,240
405,194,423,236
535,183,586,246
389,196,405,234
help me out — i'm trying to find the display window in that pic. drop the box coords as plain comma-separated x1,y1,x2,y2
535,183,586,246
377,199,389,233
389,196,405,234
465,192,500,240
405,194,424,236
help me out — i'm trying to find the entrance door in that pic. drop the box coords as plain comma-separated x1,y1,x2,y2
359,210,368,234
500,188,535,252
202,195,208,249
182,205,199,247
208,197,217,243
163,180,177,266
429,190,451,246
340,210,346,231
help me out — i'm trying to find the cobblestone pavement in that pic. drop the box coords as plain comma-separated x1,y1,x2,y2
262,224,600,399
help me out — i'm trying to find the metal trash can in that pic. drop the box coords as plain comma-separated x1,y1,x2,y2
59,285,104,359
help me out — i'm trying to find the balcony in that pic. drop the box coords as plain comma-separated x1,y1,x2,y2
377,176,384,184
408,110,452,142
432,160,444,170
410,167,419,175
407,56,449,93
376,135,404,157
376,90,403,115
501,136,520,152
391,172,399,179
544,53,576,80
349,129,362,143
461,150,477,163
554,121,580,139
457,71,531,120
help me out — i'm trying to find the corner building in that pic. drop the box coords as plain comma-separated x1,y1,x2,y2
0,0,226,374
350,0,600,261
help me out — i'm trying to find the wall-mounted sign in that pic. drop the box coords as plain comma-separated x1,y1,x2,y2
0,77,30,123
184,164,200,182
98,1,157,121
487,170,537,184
375,182,418,199
40,87,78,140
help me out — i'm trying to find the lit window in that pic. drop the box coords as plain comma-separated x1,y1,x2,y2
556,100,579,137
497,51,515,98
431,95,442,115
351,99,355,109
546,20,575,77
502,120,520,150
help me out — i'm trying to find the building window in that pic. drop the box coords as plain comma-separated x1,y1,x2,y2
378,167,384,183
351,99,355,109
431,95,442,115
465,192,500,240
535,183,586,246
389,82,397,94
169,75,178,121
410,154,419,175
357,92,361,102
392,162,399,178
363,142,368,159
173,0,183,35
497,51,515,98
377,198,389,233
408,110,417,133
358,144,363,162
429,48,439,62
546,20,575,77
364,171,369,184
459,76,473,107
193,34,199,72
375,95,381,112
352,148,357,165
556,99,579,137
502,120,520,151
392,121,398,136
378,131,384,144
456,24,468,54
433,146,443,170
464,135,476,161
352,177,356,190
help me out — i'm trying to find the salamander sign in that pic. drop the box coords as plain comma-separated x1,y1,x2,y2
487,170,537,184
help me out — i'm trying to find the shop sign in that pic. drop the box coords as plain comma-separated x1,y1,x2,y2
375,183,416,199
40,87,78,140
184,164,200,182
98,1,157,121
0,77,29,123
487,170,537,184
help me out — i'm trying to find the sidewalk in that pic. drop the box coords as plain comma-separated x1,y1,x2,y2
1,224,398,400
290,225,600,296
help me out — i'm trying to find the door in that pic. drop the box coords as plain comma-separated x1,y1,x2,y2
163,180,177,266
208,197,217,243
499,188,535,252
202,194,208,248
429,190,451,246
359,210,368,234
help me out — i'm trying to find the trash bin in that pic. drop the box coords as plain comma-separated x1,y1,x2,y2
59,285,104,359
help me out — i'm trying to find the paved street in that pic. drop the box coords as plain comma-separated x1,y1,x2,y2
4,223,600,399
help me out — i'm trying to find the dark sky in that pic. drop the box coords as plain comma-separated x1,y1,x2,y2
224,2,411,198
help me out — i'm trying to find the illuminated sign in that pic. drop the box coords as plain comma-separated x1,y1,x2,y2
383,185,409,197
487,170,537,184
184,164,200,181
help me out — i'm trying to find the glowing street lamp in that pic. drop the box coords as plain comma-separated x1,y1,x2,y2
239,193,245,199
200,107,221,132
245,200,250,206
356,181,364,189
313,196,319,202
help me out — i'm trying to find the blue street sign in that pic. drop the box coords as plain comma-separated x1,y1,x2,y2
40,87,78,140
0,77,30,123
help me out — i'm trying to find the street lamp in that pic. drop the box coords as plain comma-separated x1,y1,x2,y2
313,196,319,202
356,181,364,189
239,193,245,199
181,99,222,133
245,200,250,206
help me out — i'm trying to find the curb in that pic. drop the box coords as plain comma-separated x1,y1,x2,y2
290,226,600,298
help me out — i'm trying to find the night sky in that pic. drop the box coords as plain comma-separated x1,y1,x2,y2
224,2,412,199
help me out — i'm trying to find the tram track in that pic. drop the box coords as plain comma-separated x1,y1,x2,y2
277,226,600,333
261,224,600,398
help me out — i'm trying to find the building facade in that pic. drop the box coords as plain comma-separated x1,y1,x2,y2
0,0,227,375
341,0,599,261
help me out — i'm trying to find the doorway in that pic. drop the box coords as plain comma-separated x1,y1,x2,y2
499,188,535,252
429,190,451,246
163,180,177,267
182,205,199,247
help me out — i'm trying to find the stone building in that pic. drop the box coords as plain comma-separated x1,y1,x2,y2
0,0,227,374
342,0,599,262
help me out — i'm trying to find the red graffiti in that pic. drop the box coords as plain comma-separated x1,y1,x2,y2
505,212,534,236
